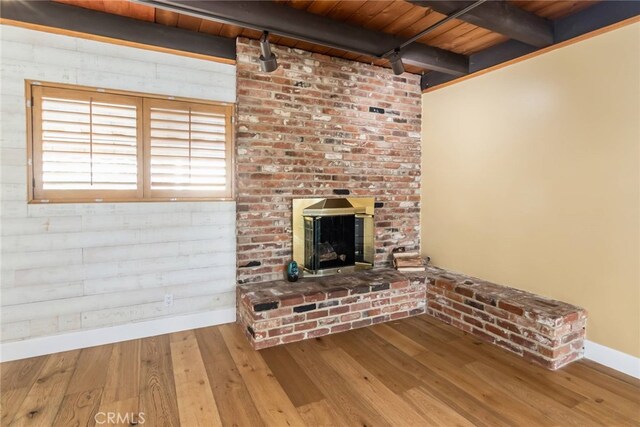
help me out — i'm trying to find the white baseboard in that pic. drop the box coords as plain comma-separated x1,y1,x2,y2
3,312,637,380
584,340,640,379
0,308,236,362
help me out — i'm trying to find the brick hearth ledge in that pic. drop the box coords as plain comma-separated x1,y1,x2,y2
237,267,586,370
237,269,427,349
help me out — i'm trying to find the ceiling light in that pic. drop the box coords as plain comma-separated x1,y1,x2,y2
259,31,278,73
390,50,405,76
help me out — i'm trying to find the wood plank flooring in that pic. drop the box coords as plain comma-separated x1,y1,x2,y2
1,314,639,426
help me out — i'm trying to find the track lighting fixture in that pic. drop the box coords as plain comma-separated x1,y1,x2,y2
259,31,278,73
390,49,405,76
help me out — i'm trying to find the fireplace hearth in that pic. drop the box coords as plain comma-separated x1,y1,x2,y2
293,198,375,277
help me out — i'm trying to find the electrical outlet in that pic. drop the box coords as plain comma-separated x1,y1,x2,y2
164,293,173,307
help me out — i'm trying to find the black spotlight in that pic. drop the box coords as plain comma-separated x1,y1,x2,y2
390,49,405,76
259,31,278,72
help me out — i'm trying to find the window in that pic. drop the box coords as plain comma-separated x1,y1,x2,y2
27,82,234,202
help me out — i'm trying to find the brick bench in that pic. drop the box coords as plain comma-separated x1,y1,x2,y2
425,266,587,370
237,269,427,350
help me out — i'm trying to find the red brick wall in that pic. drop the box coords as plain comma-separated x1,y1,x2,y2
236,38,422,284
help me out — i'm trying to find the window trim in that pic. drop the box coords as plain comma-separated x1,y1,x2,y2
26,80,235,203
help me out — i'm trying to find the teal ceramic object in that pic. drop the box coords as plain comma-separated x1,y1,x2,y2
287,261,299,282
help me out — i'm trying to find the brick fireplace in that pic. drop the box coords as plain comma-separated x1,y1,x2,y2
235,38,422,285
233,39,587,370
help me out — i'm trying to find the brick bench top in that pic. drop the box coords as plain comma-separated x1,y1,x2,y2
425,266,586,324
238,268,410,308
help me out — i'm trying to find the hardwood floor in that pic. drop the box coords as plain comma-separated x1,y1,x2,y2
2,314,639,426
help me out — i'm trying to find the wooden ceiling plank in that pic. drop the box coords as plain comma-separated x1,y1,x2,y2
126,3,156,22
198,19,224,36
326,1,369,21
176,14,202,32
459,32,509,55
345,0,396,27
313,45,333,54
393,10,445,39
285,39,332,54
103,1,132,17
536,2,577,20
432,26,496,53
155,9,179,27
408,0,554,47
416,19,469,44
218,23,245,39
508,1,550,14
372,57,388,66
286,0,316,11
380,5,433,35
351,54,379,65
347,54,390,71
421,21,479,48
361,1,415,31
64,0,154,23
323,47,351,58
323,48,341,56
340,51,361,61
534,1,599,20
404,64,424,74
305,0,340,16
54,0,106,13
295,41,320,51
273,36,300,48
240,28,265,39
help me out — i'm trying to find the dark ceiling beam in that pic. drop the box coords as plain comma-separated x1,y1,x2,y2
421,38,538,89
553,0,640,43
421,1,640,91
408,0,554,48
0,0,236,61
400,43,469,75
136,0,469,76
469,40,538,73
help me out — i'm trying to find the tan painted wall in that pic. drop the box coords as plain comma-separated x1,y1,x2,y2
421,22,640,357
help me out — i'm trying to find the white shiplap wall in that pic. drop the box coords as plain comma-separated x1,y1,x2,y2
0,25,237,357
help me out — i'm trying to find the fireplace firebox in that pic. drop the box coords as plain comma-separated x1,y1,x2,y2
293,198,375,276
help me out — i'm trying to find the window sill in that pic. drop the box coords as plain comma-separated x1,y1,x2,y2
28,197,236,204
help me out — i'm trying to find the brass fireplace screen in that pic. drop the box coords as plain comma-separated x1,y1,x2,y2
292,198,375,277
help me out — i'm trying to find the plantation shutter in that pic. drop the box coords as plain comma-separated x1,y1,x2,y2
32,86,142,200
144,99,233,199
28,82,233,203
